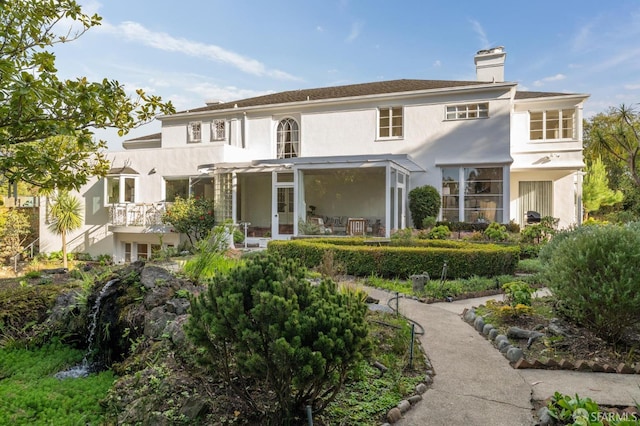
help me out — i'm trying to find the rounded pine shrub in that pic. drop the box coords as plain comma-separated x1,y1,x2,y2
540,223,640,343
186,253,370,424
408,185,441,229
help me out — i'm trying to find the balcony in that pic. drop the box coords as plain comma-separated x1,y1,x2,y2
108,203,167,227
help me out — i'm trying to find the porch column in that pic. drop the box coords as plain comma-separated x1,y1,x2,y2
385,164,391,237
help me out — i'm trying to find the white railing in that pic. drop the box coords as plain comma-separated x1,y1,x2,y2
108,203,168,227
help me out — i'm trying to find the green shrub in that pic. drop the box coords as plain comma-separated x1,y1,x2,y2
408,185,441,229
502,281,534,306
427,225,451,240
186,254,370,424
421,216,437,229
540,223,640,343
483,222,508,241
268,238,519,279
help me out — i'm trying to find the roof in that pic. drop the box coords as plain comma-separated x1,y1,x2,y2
108,166,139,175
514,91,578,100
180,79,499,114
126,133,161,141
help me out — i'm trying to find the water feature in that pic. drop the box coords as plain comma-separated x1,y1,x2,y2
54,278,120,379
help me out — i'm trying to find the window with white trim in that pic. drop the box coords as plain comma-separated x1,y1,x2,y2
378,107,403,138
441,166,503,223
277,118,299,158
187,121,202,143
529,109,575,140
211,119,226,141
446,103,489,120
106,175,137,204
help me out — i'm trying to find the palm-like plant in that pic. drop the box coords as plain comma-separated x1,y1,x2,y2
48,191,83,269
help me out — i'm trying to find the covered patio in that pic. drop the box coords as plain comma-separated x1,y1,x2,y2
198,154,424,241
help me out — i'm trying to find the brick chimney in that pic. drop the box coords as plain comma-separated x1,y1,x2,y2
474,46,506,82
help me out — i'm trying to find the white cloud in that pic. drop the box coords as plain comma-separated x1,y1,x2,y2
624,83,640,90
101,21,300,81
469,19,490,49
433,60,441,68
533,74,566,87
346,21,363,43
316,25,324,32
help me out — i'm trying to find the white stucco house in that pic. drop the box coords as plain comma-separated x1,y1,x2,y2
39,47,589,263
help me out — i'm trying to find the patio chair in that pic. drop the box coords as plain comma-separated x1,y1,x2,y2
347,218,367,236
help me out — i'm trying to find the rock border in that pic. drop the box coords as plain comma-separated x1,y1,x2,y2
462,307,640,375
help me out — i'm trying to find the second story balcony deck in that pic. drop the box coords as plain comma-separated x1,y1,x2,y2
108,203,168,227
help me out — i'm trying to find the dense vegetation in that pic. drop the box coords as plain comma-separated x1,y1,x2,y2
187,253,371,424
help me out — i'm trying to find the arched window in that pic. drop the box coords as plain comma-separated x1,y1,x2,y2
277,118,299,159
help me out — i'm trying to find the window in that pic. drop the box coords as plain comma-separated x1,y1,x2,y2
164,177,214,201
529,109,575,140
442,167,503,223
379,107,403,138
188,121,202,143
277,118,299,158
446,103,489,120
211,119,226,141
106,176,137,204
165,179,189,202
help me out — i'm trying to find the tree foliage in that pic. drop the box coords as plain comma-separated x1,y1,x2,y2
186,254,370,424
48,191,83,268
582,157,623,218
0,207,31,264
0,0,174,190
161,197,216,247
584,104,640,189
408,185,441,229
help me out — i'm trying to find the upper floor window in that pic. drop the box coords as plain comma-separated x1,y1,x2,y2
188,121,202,143
530,109,575,141
211,119,226,141
379,107,403,138
446,103,489,120
106,175,137,204
277,118,299,158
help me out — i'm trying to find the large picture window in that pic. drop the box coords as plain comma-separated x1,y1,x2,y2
379,107,403,138
442,166,503,223
277,118,299,158
529,109,575,140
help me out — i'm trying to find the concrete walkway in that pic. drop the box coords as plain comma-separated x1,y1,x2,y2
363,287,640,426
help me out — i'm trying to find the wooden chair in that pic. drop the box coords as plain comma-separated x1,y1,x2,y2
347,218,367,236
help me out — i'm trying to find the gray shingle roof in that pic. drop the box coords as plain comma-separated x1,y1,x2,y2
181,79,492,113
514,91,571,100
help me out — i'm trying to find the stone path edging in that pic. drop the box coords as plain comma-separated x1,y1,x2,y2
463,307,640,375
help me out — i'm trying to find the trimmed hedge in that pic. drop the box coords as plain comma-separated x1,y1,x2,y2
268,238,519,279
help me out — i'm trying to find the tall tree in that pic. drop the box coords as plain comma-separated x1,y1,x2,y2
584,104,640,188
48,191,83,269
0,0,174,190
582,157,623,219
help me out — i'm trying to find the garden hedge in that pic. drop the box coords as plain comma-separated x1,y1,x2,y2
268,238,519,279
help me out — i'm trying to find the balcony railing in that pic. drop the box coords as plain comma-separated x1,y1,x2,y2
108,203,167,227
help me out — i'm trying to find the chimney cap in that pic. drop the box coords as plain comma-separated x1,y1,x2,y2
476,46,505,55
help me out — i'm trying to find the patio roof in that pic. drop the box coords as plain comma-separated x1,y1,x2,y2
198,154,425,175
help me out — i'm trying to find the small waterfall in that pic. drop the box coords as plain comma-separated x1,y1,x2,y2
55,278,120,379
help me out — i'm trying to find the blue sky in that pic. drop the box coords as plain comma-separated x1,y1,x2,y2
52,0,640,150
